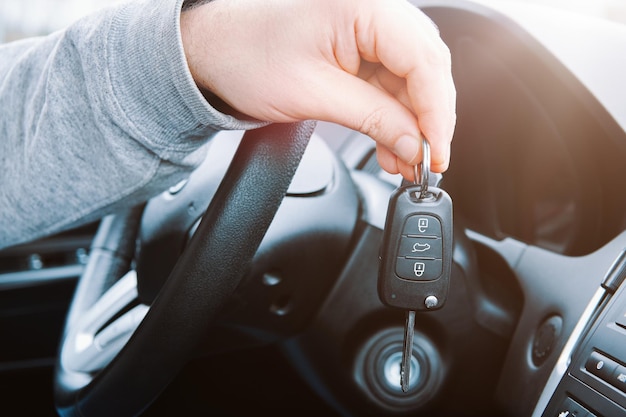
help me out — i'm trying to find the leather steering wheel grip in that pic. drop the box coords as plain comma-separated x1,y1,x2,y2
54,121,316,417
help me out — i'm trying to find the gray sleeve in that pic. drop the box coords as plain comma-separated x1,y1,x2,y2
0,0,266,249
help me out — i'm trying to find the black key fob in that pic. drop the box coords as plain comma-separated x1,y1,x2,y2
378,183,453,311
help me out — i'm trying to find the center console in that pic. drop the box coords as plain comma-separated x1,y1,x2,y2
539,252,626,417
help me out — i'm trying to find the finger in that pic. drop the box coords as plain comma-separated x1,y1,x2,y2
363,65,450,174
375,144,399,175
361,65,412,111
398,157,419,181
378,144,425,182
303,66,425,166
400,32,456,173
431,140,451,173
405,59,455,172
356,1,456,171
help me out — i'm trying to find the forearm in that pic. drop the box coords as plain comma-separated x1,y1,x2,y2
0,0,456,249
0,0,261,249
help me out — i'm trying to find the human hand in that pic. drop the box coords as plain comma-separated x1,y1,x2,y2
180,0,456,179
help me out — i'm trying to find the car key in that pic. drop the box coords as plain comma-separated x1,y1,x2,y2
378,139,453,392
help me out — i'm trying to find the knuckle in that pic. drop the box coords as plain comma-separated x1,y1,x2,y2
428,43,452,69
359,108,387,140
439,42,452,64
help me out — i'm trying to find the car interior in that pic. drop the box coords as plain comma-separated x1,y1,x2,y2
1,0,626,416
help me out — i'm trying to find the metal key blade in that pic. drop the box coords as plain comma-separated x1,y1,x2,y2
401,310,416,392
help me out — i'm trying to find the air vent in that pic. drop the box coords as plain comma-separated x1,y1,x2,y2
0,224,97,289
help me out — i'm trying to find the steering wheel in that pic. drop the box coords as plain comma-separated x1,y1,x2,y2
54,122,316,417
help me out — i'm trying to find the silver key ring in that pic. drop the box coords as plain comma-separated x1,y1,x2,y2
413,139,430,199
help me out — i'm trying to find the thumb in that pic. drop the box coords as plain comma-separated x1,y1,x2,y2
307,68,424,167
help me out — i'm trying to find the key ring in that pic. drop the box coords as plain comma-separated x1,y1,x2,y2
413,139,430,199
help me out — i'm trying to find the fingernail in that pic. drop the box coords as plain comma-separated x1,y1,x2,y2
394,135,420,164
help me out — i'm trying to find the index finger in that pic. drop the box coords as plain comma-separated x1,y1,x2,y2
355,0,456,171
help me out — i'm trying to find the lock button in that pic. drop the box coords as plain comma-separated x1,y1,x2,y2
395,258,442,281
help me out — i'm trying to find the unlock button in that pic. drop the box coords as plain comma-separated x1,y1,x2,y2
396,258,442,281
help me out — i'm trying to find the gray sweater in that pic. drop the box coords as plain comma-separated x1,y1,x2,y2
0,0,262,249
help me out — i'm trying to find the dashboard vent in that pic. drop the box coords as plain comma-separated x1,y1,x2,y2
0,224,97,289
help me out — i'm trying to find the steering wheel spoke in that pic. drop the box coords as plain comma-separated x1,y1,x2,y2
61,270,148,373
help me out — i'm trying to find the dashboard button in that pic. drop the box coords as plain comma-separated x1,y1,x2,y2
585,351,619,382
555,397,590,417
609,365,626,393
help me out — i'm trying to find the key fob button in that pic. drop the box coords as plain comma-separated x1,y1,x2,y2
395,258,442,281
403,215,442,237
398,236,442,259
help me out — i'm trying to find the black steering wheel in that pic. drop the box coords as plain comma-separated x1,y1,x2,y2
54,122,316,416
